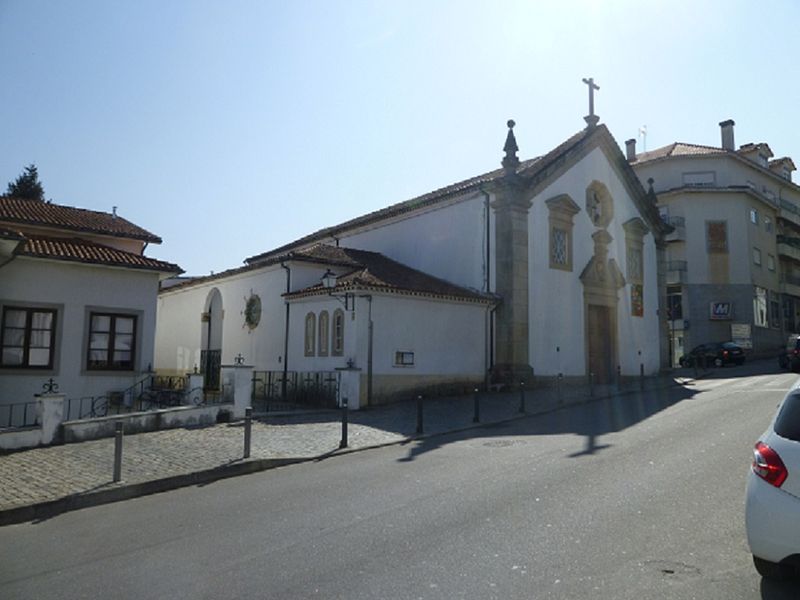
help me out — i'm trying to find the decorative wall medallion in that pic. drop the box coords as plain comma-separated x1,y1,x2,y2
244,293,261,330
585,181,614,228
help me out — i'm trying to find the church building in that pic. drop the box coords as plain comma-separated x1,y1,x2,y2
156,93,671,408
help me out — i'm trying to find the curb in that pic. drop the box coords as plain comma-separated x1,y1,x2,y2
0,374,699,527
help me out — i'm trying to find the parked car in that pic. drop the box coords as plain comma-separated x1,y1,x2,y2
745,387,800,578
777,334,800,372
678,342,745,368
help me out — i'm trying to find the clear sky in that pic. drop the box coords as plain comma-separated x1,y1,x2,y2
2,0,799,275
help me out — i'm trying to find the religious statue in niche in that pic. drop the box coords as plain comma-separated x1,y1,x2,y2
585,181,614,229
587,191,602,225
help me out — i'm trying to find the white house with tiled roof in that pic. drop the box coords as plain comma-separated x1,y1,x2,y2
628,119,800,363
0,196,181,422
156,111,671,408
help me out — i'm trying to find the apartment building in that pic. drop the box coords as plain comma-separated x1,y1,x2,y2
629,120,800,365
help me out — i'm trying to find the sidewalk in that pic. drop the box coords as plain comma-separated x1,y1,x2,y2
0,371,699,526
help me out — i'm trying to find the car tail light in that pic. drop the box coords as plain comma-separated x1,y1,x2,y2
752,442,788,488
794,349,799,356
723,350,729,357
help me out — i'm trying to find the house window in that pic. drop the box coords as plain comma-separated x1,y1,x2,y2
318,311,329,357
87,313,136,370
706,221,728,253
332,309,344,356
394,351,415,367
667,287,683,320
1,307,57,369
771,299,781,329
764,217,773,233
768,254,776,271
551,228,568,266
304,313,316,356
750,209,759,225
546,194,579,272
753,247,762,266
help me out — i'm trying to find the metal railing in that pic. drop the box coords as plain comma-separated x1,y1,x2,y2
0,401,39,429
252,370,339,410
667,216,685,228
667,260,688,271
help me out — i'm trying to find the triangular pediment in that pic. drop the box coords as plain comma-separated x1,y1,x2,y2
580,256,626,290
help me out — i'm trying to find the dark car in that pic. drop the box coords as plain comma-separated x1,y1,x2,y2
679,342,745,368
778,334,800,372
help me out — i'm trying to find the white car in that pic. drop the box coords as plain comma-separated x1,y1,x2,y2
745,388,800,578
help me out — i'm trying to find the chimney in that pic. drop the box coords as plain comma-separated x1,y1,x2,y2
719,119,735,151
112,206,117,219
625,138,637,162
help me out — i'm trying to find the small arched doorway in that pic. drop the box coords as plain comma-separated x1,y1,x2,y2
201,288,223,391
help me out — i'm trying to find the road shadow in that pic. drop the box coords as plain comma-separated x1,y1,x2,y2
397,383,696,462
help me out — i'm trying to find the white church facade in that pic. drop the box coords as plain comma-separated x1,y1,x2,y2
155,116,671,408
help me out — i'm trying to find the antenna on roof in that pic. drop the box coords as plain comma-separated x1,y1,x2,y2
638,125,647,152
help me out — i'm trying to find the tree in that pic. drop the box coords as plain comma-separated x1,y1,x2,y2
6,164,45,201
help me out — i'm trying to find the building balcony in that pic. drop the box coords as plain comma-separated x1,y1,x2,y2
665,216,686,242
777,236,800,262
779,199,800,228
781,274,800,298
666,260,687,285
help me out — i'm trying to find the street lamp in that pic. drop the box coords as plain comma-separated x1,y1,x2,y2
321,269,352,310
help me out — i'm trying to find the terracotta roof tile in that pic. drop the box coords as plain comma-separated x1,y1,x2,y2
20,235,182,273
0,196,161,243
286,244,495,303
633,142,722,163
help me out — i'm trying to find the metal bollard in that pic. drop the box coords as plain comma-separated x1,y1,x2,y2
113,421,123,483
473,387,480,423
557,373,563,404
589,371,595,398
640,363,645,391
519,380,526,413
244,406,252,459
340,397,349,449
416,394,424,434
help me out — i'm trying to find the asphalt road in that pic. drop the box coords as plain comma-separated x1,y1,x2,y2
2,362,799,599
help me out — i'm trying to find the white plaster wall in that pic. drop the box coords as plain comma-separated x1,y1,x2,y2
340,193,491,292
155,264,289,374
669,192,757,285
0,258,160,404
528,147,661,376
288,294,487,377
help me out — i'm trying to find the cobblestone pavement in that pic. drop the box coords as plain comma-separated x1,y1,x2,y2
0,374,696,517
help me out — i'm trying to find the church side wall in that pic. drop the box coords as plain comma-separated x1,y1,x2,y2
288,294,488,405
0,258,159,404
155,265,289,374
529,147,662,377
338,193,491,292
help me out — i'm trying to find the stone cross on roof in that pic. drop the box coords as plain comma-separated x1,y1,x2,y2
582,77,600,128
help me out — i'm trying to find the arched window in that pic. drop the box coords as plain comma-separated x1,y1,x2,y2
318,311,329,357
304,312,316,356
332,309,344,356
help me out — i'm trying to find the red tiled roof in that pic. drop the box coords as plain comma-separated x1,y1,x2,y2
285,244,495,303
19,235,182,273
633,142,723,163
0,196,162,243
